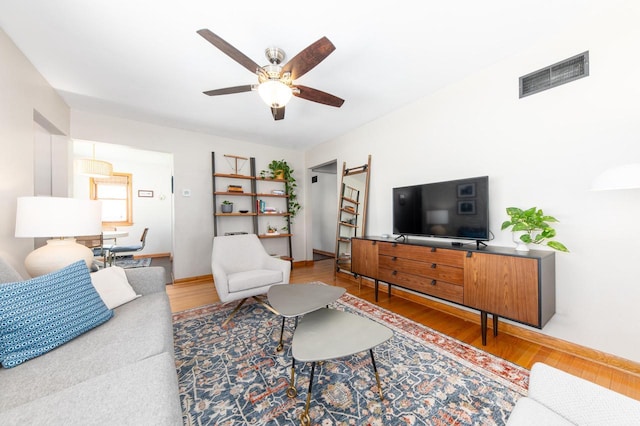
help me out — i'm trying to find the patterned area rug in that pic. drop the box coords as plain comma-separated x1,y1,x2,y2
114,257,151,268
173,286,528,425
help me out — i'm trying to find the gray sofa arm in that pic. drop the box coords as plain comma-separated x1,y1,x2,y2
124,267,167,295
511,362,640,425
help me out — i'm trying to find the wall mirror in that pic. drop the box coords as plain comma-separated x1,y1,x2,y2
335,155,371,274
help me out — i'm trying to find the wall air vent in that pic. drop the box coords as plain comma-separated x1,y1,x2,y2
519,51,589,98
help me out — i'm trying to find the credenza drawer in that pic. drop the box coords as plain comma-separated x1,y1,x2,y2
378,242,464,267
379,255,464,284
378,268,463,304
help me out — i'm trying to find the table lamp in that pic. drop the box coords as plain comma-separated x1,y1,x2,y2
15,196,102,277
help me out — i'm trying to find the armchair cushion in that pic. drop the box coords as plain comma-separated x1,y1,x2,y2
228,269,283,292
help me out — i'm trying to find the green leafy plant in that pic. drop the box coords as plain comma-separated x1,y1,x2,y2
501,207,569,252
221,200,232,205
259,159,300,221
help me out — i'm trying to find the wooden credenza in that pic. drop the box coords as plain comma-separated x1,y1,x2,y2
351,237,556,344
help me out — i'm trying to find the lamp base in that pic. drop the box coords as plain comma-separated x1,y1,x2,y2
25,239,94,277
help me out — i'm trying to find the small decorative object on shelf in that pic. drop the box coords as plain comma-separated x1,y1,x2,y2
224,154,248,175
221,200,233,213
266,223,279,235
501,207,569,252
227,184,243,193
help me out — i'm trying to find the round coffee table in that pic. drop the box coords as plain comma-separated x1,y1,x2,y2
267,283,346,352
289,308,393,425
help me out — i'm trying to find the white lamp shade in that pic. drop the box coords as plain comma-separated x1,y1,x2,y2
592,163,640,191
258,80,293,108
15,197,102,238
15,197,102,276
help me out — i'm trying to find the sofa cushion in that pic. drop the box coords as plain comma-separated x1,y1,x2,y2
526,362,640,425
90,266,141,309
228,269,282,292
0,260,113,368
0,291,173,410
0,352,182,426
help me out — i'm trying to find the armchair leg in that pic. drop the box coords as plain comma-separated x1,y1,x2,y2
221,296,279,328
252,295,279,316
222,298,248,327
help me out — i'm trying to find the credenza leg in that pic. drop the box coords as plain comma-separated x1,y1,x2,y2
493,314,499,337
374,280,379,302
481,311,488,346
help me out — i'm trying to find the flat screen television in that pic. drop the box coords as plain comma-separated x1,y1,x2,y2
393,176,489,242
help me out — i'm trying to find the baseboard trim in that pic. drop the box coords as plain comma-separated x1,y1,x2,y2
174,274,213,285
356,276,640,376
133,252,171,259
313,249,335,258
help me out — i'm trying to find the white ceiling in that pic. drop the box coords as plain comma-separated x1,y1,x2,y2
0,0,599,150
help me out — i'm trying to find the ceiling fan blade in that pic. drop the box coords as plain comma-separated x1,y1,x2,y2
197,29,261,75
271,106,285,120
203,85,253,96
294,85,344,107
281,37,336,80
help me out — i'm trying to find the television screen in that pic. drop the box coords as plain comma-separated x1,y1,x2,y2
393,176,489,241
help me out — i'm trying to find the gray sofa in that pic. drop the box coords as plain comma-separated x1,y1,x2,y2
0,256,182,425
508,362,640,425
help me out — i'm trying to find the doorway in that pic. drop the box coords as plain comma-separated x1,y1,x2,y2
72,140,174,282
309,160,338,260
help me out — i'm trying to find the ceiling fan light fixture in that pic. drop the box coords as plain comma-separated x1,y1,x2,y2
258,80,292,108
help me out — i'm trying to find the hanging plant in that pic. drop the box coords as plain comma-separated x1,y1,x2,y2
259,159,301,221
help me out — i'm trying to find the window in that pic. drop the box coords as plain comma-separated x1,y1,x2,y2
90,173,133,226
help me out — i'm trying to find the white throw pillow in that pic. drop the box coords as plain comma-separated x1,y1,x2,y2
90,266,141,309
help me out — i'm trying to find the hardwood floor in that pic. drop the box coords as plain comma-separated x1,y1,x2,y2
165,258,640,401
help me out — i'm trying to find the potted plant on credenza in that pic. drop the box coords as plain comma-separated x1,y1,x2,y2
501,207,569,252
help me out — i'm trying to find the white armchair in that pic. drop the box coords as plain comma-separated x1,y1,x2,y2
211,233,290,325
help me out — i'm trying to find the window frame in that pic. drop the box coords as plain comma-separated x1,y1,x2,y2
90,172,133,227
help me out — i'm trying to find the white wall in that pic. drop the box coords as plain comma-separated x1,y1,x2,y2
70,110,305,280
305,2,640,363
0,28,70,275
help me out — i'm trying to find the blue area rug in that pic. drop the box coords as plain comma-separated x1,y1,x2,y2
114,257,151,268
173,287,528,425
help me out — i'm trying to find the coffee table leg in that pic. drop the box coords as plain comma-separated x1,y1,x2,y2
287,358,297,398
369,349,384,401
300,361,316,426
277,317,286,352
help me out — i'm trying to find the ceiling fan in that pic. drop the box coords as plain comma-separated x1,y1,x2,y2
197,29,344,121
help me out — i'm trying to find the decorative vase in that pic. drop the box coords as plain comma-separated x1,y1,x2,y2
512,231,530,252
221,203,233,213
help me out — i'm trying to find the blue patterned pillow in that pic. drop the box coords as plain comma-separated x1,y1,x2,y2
0,260,113,368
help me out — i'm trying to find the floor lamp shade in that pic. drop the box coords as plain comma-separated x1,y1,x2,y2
15,197,103,277
591,163,640,191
